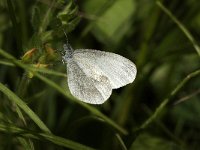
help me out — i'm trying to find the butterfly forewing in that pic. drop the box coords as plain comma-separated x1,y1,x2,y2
73,49,137,89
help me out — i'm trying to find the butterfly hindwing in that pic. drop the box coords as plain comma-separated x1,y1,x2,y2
67,59,112,104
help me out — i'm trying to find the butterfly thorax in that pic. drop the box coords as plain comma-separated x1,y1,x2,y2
62,44,74,61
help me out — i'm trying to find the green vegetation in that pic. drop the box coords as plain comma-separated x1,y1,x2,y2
0,0,200,149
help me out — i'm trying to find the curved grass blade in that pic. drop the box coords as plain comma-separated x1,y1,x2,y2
0,83,51,133
115,133,127,150
0,59,67,77
157,1,200,57
0,123,96,150
0,60,14,66
0,112,34,150
140,69,200,130
7,0,22,51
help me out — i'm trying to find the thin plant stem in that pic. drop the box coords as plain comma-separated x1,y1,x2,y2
7,0,22,51
16,73,31,99
39,0,55,34
173,89,200,105
142,105,186,149
140,69,200,130
0,123,96,150
0,83,51,133
115,133,127,150
156,1,200,57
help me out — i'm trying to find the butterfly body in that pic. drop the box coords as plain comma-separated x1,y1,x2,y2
63,44,73,60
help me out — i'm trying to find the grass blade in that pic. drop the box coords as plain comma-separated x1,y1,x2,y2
0,123,96,150
156,1,200,57
0,59,67,77
0,83,51,133
6,0,22,51
140,69,200,130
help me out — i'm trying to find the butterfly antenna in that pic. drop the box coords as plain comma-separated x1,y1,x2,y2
62,28,71,49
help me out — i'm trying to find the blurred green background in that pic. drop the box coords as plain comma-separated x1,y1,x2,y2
0,0,200,149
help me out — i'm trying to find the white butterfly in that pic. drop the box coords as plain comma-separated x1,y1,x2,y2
62,44,137,104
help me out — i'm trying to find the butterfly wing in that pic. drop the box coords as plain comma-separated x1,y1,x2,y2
67,59,112,104
73,49,137,89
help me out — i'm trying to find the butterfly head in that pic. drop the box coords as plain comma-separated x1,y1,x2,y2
62,44,74,61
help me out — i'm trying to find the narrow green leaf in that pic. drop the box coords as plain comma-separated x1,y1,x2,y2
18,138,35,150
31,6,42,32
0,60,14,66
57,0,80,33
0,123,96,150
115,133,127,150
0,59,67,77
130,133,179,150
157,1,200,57
6,0,22,51
140,69,200,130
0,83,51,133
0,112,34,150
39,0,56,34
